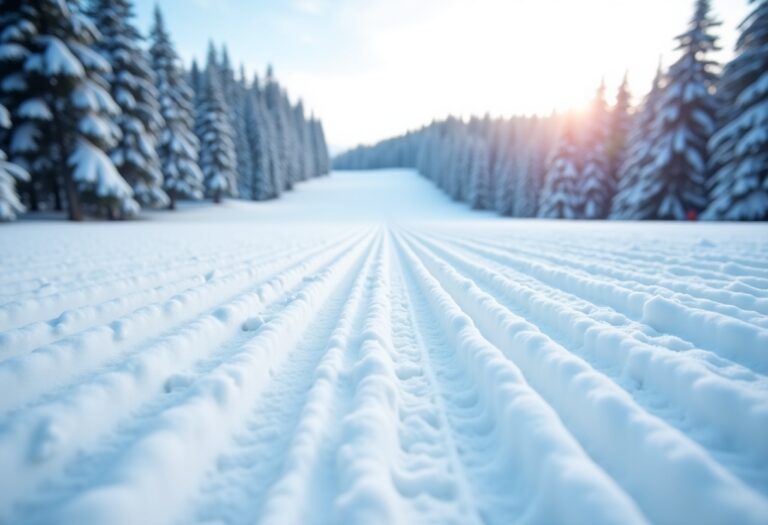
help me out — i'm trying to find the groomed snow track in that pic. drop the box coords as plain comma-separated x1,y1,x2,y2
0,170,767,525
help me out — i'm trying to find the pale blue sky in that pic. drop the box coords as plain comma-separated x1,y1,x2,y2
134,0,751,151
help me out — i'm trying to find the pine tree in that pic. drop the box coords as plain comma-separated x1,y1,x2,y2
492,121,515,215
0,0,40,210
219,46,236,103
189,59,203,105
197,58,237,203
467,138,491,210
243,81,275,200
0,102,28,221
494,152,515,216
611,65,665,219
216,47,252,198
512,149,539,218
232,65,254,198
283,93,301,186
514,117,551,218
449,136,470,202
263,66,288,193
538,115,581,219
149,6,203,209
293,100,312,181
634,0,721,219
1,0,138,220
310,116,330,176
89,0,168,208
580,80,612,219
703,0,768,220
608,73,632,185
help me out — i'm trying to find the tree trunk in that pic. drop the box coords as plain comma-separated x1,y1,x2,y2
26,184,39,212
65,173,83,221
53,179,63,211
168,191,177,210
213,191,222,204
54,117,82,221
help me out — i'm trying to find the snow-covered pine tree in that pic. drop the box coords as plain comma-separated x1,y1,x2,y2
232,65,254,198
608,73,631,186
284,93,303,184
611,64,665,219
219,46,236,103
439,129,457,192
433,124,448,190
513,117,550,217
493,152,515,216
512,148,538,217
189,59,203,106
467,138,491,210
215,47,253,198
89,0,168,208
0,0,38,210
493,120,520,216
580,80,613,219
634,0,721,219
0,101,28,221
457,137,473,203
149,6,203,209
538,115,581,219
440,118,463,192
415,127,435,179
263,66,290,192
300,110,316,179
1,0,138,220
703,0,768,220
310,116,330,176
266,105,286,191
197,56,238,203
243,79,276,200
293,100,312,181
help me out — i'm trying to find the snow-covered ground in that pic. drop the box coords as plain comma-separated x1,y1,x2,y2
1,169,767,525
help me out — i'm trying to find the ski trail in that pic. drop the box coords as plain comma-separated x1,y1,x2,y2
0,229,375,521
400,229,768,524
405,228,768,494
185,230,383,525
430,231,768,373
392,229,648,525
10,229,377,525
0,169,766,525
0,228,367,416
0,234,338,358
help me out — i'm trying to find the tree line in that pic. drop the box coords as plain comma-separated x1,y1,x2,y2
334,0,767,221
0,0,330,221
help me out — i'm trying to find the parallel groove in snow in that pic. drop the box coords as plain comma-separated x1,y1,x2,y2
0,229,373,520
0,204,765,524
0,236,334,359
22,229,377,525
0,228,366,416
404,229,768,466
400,230,768,524
404,229,768,490
436,232,768,374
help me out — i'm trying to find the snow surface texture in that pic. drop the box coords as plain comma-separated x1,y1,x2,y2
0,169,767,525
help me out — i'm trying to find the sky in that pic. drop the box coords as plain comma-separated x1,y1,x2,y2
134,0,751,153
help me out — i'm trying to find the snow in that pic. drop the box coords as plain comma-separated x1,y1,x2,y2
69,139,139,217
25,38,84,78
71,82,120,115
16,99,52,121
0,169,767,524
